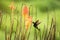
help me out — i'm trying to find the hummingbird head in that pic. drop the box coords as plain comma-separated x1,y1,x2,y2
32,22,35,24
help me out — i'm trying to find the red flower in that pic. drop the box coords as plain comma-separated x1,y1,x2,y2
22,5,32,31
22,5,29,17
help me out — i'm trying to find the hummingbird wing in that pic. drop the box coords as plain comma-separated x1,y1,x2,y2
37,22,41,25
35,20,41,25
35,20,39,23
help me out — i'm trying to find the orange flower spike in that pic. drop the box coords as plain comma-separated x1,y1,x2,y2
25,16,32,31
9,2,15,11
28,16,32,23
22,5,29,17
25,21,29,30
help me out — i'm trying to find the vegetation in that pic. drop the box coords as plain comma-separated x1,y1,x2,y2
0,0,60,40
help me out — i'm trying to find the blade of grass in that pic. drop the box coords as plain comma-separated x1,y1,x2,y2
0,11,2,29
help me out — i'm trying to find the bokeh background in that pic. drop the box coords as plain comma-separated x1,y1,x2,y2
0,0,60,40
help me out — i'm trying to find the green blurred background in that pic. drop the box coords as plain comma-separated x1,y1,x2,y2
0,0,60,40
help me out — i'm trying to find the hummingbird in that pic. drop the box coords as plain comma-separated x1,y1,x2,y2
32,20,41,31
